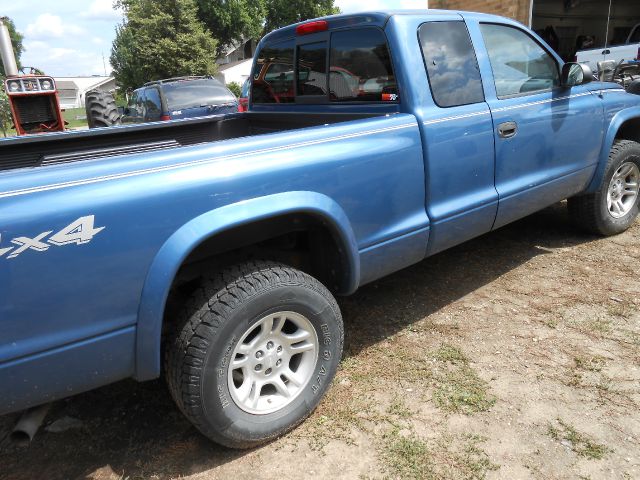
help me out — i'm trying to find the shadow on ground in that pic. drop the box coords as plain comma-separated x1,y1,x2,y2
0,203,597,480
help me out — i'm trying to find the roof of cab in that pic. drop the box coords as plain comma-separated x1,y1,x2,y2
260,10,439,44
260,9,514,45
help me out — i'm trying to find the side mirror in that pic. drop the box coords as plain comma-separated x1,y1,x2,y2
561,62,594,87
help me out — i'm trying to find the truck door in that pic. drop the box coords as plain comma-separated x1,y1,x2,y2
471,22,604,229
416,19,498,255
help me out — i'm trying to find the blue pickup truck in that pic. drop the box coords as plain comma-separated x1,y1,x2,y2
2,10,640,448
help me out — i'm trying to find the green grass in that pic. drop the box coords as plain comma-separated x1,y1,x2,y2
432,344,469,364
382,428,498,480
573,355,606,372
386,396,413,419
431,344,496,415
548,418,611,460
62,107,87,129
384,429,433,479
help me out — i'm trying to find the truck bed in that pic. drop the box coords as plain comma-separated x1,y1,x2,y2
0,111,382,172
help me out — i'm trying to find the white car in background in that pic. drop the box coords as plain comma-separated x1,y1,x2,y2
576,23,640,72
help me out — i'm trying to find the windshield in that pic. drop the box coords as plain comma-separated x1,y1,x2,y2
163,80,235,110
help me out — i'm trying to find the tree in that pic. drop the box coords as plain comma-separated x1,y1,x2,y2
195,0,340,57
196,0,266,57
111,0,218,91
0,16,23,75
263,0,339,34
0,17,23,137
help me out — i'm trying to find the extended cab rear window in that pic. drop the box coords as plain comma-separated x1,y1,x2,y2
252,27,397,104
419,21,484,108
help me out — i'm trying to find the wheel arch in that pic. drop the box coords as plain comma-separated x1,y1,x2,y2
134,191,359,381
585,107,640,193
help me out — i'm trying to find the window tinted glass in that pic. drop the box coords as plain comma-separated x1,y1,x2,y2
329,29,397,102
144,88,162,120
297,42,327,96
128,91,138,107
480,24,559,98
163,80,234,110
630,27,640,43
419,21,484,107
240,78,250,97
252,40,294,103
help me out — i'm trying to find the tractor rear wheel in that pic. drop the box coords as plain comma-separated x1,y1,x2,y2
85,90,121,128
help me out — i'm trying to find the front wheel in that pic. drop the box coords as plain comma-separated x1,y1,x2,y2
165,261,343,448
568,140,640,235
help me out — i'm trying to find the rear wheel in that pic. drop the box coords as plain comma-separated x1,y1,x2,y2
627,79,640,95
85,90,121,128
165,260,343,448
568,140,640,235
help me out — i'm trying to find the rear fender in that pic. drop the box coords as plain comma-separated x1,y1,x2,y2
134,191,359,381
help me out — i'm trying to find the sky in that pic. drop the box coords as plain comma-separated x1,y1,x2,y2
2,0,429,77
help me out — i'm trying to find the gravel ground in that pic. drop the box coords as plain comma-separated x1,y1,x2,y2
1,203,638,480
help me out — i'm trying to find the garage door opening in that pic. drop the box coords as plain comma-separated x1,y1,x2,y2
532,0,640,62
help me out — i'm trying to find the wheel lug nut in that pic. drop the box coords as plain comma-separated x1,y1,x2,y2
265,368,272,375
276,359,282,366
266,341,274,350
255,364,262,371
277,346,282,353
255,350,263,358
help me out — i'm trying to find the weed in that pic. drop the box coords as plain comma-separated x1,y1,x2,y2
573,355,606,372
382,428,498,480
606,301,634,319
383,428,433,479
432,344,468,364
430,344,495,415
432,366,496,414
589,317,613,334
547,419,611,460
387,396,413,419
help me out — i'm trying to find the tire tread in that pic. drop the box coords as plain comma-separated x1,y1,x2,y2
568,139,640,235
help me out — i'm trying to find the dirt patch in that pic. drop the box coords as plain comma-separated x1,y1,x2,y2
1,203,639,479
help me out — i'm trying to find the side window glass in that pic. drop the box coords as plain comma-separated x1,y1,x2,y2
329,29,397,102
145,88,162,121
480,23,559,98
297,42,328,97
135,91,144,115
252,40,295,103
419,21,484,108
127,92,138,112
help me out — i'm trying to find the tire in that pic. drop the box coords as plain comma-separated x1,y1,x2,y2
568,139,640,235
165,260,343,448
627,79,640,96
84,90,121,128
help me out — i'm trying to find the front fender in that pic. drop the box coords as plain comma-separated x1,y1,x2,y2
585,106,640,193
134,191,359,381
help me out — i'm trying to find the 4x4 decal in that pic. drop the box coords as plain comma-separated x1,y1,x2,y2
0,215,105,260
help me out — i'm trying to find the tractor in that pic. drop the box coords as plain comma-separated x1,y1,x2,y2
1,16,120,136
1,17,65,135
